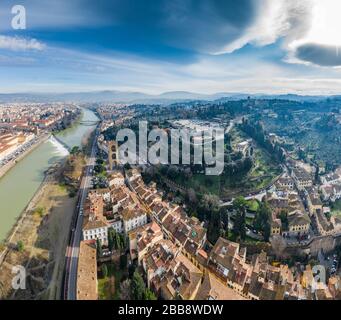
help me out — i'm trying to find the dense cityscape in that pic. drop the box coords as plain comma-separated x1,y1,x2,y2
1,98,341,301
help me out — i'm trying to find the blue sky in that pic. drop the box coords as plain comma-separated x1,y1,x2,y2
1,0,341,94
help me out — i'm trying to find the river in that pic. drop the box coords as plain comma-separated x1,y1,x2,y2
0,108,99,241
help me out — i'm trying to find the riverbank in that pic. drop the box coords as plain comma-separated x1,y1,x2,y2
0,133,51,180
0,107,99,299
0,157,78,299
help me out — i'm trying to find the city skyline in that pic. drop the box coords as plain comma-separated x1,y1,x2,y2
2,0,341,94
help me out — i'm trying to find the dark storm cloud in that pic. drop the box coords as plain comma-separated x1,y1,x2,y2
0,0,258,54
88,0,258,53
295,43,341,67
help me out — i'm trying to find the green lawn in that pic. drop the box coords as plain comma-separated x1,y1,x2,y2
247,199,259,212
98,277,115,300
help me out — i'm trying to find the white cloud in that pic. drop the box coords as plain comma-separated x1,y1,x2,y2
215,0,312,54
0,35,45,51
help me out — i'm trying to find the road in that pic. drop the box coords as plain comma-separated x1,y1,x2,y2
63,126,99,300
219,191,268,207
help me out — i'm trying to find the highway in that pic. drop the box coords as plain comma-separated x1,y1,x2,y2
63,126,99,300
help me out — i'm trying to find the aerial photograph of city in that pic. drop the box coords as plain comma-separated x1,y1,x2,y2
1,0,341,313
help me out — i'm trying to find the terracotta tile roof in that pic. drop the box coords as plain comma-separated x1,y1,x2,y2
76,241,98,300
196,273,246,300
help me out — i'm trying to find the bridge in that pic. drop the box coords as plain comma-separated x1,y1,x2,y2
79,120,100,126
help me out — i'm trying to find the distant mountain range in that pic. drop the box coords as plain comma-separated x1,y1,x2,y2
0,90,335,104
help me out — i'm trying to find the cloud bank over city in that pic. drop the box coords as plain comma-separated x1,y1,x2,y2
1,0,341,94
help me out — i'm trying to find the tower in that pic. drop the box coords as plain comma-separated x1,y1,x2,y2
108,140,119,170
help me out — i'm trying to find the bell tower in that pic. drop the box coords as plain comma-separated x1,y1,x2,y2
108,140,119,170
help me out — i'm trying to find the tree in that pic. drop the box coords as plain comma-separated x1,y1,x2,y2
119,279,131,300
101,264,108,278
233,196,247,211
34,207,44,217
17,240,24,253
207,209,221,244
167,166,179,180
108,228,127,252
144,288,157,300
120,234,127,251
70,146,80,155
128,263,136,278
108,228,115,252
96,238,103,258
114,232,122,251
279,210,289,231
232,197,247,241
253,202,271,241
131,271,146,300
233,208,246,241
185,188,197,207
120,254,127,269
314,165,320,184
198,194,219,220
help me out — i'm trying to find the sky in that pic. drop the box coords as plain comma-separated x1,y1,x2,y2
1,0,341,94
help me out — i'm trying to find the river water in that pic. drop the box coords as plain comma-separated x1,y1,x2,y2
0,108,98,241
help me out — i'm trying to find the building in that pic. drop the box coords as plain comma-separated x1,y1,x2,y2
321,172,341,185
122,207,148,234
321,184,341,202
160,253,203,300
195,272,246,300
276,175,294,190
108,171,125,188
82,193,109,244
208,238,250,296
82,218,109,244
141,239,179,291
76,241,98,300
235,140,251,156
288,211,310,235
306,188,323,216
108,214,124,233
129,221,163,264
292,168,313,190
270,217,282,235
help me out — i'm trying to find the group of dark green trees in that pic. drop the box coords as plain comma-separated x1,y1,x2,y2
130,271,157,300
108,228,127,252
231,196,271,242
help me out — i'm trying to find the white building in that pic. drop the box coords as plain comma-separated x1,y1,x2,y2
82,219,109,245
122,208,148,234
109,217,123,234
292,168,313,190
108,171,125,188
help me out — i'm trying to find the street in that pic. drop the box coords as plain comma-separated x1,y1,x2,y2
63,126,99,300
